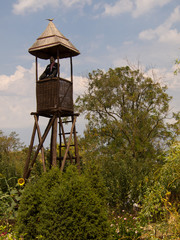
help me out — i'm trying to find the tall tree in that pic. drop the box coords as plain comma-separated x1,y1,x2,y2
0,130,25,190
76,66,179,208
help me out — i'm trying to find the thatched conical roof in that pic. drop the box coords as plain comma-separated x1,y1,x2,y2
29,20,80,59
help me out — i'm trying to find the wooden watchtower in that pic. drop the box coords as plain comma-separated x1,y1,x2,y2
23,20,80,180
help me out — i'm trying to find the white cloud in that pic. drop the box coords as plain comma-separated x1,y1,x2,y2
139,6,180,43
100,0,172,18
133,0,172,18
13,0,59,14
61,0,92,8
167,4,180,26
0,65,34,95
103,0,133,16
0,63,87,128
12,0,175,18
0,64,36,128
12,0,91,15
144,66,180,113
145,67,177,88
112,54,180,91
74,75,88,97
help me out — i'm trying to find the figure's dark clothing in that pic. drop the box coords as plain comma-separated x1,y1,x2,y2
39,62,58,80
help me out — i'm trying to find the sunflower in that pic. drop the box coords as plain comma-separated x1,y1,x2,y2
18,178,25,186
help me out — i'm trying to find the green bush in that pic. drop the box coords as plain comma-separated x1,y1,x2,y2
16,166,111,240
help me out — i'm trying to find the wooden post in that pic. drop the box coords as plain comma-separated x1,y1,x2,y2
23,122,37,179
50,117,57,166
34,115,46,172
70,57,74,110
57,48,60,78
58,117,62,168
70,56,73,83
36,57,38,82
72,115,80,170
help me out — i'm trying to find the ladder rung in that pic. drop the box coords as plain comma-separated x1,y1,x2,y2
61,120,73,123
60,144,75,148
60,132,77,135
57,156,77,160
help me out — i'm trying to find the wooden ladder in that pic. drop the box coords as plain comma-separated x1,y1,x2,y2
58,114,80,171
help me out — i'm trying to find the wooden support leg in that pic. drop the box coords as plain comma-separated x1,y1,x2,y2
50,117,57,167
34,115,46,172
58,117,62,168
72,115,80,171
24,115,56,180
23,122,37,179
60,116,76,172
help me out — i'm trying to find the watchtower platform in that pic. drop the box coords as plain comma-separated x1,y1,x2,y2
23,20,80,179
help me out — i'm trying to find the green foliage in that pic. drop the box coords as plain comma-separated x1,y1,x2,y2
0,177,24,222
139,142,180,239
76,66,179,208
0,130,25,191
139,142,180,222
0,222,18,240
174,58,180,75
16,167,61,239
82,158,108,202
16,166,111,240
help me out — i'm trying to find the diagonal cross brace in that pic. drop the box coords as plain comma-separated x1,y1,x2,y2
24,115,56,179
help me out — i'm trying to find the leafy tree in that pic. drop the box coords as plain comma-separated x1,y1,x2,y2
76,66,179,208
0,130,25,191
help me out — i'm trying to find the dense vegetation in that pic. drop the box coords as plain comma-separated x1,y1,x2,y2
76,66,179,209
16,166,111,240
0,66,179,239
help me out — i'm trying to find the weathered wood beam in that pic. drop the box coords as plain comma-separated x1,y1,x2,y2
23,122,37,179
72,115,80,170
50,117,57,167
34,115,46,172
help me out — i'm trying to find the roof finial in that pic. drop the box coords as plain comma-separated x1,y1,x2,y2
46,18,54,21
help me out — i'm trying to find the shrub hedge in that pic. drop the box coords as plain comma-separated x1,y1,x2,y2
16,166,111,239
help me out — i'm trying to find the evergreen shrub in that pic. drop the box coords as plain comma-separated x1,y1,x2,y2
16,166,111,240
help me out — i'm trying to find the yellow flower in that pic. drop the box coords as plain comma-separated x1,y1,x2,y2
166,191,171,196
18,178,25,186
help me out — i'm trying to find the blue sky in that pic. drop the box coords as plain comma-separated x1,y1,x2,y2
0,0,180,146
